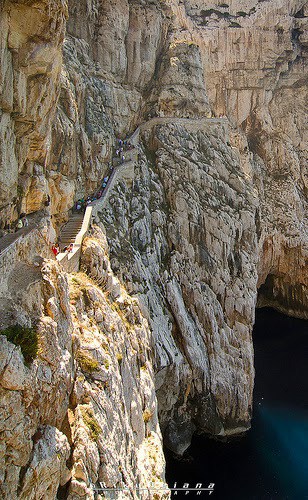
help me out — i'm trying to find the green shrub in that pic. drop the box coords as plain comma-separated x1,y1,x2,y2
143,409,153,424
77,351,99,373
1,324,38,365
116,352,123,363
80,407,101,441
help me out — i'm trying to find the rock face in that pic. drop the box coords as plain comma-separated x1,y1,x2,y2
99,117,258,452
0,0,307,496
0,0,68,225
0,258,74,498
67,228,167,499
0,231,168,498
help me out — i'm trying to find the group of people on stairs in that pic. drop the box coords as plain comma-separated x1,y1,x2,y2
52,134,136,256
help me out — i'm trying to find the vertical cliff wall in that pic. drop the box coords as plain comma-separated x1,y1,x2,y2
0,0,68,224
52,0,307,324
98,117,258,452
0,0,307,496
0,227,168,498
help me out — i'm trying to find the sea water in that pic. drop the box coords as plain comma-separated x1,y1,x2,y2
165,308,308,499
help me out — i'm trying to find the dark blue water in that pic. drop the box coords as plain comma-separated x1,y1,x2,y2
165,308,308,499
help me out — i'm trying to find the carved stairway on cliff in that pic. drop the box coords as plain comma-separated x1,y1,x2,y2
0,117,226,271
58,214,84,249
57,146,138,272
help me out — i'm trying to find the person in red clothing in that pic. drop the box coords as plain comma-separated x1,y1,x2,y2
51,243,60,256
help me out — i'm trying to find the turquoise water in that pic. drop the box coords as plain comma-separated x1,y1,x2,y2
165,309,308,499
256,405,308,497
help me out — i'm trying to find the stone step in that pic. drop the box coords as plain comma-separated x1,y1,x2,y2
58,214,84,247
61,226,83,232
57,149,138,260
60,230,82,236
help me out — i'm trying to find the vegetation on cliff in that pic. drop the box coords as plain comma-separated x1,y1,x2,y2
0,324,38,365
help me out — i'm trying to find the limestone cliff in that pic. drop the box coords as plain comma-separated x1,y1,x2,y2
0,0,307,497
0,226,168,498
0,0,68,223
51,0,308,322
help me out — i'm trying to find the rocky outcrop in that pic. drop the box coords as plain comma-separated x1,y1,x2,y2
66,227,168,498
0,230,168,498
0,258,74,498
0,0,68,226
0,0,307,495
98,117,258,452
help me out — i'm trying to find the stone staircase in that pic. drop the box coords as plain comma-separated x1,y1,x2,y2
58,214,84,249
57,145,138,272
0,117,228,272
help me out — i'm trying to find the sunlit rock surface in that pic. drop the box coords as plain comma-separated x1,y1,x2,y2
0,0,307,495
0,233,168,499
